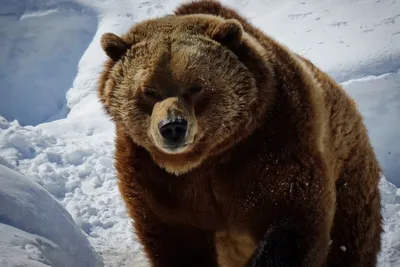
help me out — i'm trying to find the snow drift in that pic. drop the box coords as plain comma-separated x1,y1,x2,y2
0,0,97,126
0,164,104,267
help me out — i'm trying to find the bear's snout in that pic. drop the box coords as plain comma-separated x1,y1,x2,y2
150,97,197,154
158,116,188,145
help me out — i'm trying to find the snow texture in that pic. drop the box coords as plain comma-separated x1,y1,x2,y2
0,0,399,266
0,0,97,126
0,164,103,267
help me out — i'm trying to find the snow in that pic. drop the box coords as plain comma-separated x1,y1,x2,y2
241,0,400,82
0,164,103,267
0,0,399,266
0,0,97,126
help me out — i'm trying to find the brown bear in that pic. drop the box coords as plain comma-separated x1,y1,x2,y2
97,1,383,266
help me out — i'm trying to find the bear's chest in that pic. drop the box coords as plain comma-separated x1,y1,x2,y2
136,162,261,230
137,170,226,229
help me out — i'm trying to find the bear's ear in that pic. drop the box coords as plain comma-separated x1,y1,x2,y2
100,33,129,61
211,19,243,48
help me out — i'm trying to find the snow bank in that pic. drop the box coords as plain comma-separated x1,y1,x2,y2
0,115,143,267
0,164,104,267
0,0,97,126
233,0,400,82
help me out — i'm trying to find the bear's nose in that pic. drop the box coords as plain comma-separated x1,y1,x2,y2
158,117,188,143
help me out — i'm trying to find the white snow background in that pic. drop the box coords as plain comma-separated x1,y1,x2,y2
0,0,399,266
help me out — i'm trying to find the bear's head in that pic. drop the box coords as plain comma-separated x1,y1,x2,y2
98,14,273,175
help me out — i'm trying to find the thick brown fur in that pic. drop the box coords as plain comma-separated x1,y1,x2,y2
97,1,383,267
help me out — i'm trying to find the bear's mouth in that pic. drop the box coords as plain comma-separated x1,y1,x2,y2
162,143,189,153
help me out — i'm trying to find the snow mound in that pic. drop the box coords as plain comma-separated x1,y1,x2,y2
0,164,104,267
0,115,144,267
238,0,400,82
0,0,97,126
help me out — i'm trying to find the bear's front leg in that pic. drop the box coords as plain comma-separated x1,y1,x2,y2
247,166,336,267
247,215,332,267
132,206,219,267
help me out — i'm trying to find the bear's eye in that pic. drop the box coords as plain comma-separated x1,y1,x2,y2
188,85,202,94
144,89,161,100
182,86,203,99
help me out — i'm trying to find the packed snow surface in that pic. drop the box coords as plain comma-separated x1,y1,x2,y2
0,164,103,267
0,0,399,266
0,0,97,126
